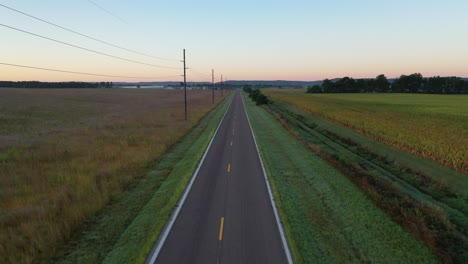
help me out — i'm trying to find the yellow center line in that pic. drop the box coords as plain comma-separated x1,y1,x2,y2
227,163,231,173
218,217,225,241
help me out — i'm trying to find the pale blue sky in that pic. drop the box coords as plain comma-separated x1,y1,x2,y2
1,0,467,81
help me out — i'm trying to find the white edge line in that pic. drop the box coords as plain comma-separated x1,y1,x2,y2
146,95,233,264
241,93,294,264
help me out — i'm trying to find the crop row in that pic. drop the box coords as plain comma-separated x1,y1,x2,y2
265,90,468,172
265,100,467,263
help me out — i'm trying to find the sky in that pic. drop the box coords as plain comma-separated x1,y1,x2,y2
0,0,467,82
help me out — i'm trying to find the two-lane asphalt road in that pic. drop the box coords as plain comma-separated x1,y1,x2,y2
149,91,289,264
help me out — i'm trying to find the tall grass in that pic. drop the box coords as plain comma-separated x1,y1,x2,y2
0,88,227,263
54,93,231,263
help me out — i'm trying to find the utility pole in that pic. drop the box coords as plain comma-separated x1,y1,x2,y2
212,69,214,104
183,49,187,120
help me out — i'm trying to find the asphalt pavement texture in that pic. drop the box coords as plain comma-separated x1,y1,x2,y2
153,91,288,264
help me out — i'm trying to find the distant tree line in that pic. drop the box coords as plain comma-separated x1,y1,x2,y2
307,74,468,94
243,85,269,105
0,81,114,89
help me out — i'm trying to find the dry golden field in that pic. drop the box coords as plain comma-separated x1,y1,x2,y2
0,88,225,262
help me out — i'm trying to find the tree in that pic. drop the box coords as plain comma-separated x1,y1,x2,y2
322,79,335,93
391,75,405,93
243,84,253,93
249,89,261,101
334,77,358,93
426,76,444,94
407,73,424,93
375,74,389,92
246,88,269,105
306,85,322,93
255,94,269,105
356,79,369,93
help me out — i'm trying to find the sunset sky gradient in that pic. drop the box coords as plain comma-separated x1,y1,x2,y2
0,0,467,82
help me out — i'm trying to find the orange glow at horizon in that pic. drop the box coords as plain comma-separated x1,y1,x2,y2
2,64,467,83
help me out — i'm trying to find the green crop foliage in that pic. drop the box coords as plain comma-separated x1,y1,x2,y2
265,99,467,263
265,90,468,173
243,93,437,264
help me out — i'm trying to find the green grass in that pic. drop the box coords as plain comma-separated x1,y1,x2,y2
243,93,437,264
54,93,232,263
0,147,24,162
266,100,467,262
268,99,467,194
265,90,468,172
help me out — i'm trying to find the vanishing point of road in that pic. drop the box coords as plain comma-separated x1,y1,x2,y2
147,91,290,264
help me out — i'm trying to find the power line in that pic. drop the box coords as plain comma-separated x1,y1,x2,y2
189,68,211,79
87,0,127,24
189,68,210,77
0,62,180,79
0,3,179,62
0,23,180,70
188,69,213,83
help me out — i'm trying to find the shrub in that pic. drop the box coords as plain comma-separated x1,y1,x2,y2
256,94,269,105
243,85,253,94
306,85,322,93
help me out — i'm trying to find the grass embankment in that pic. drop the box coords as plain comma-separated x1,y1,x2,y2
264,90,468,172
263,98,467,263
242,94,437,264
55,93,231,263
0,88,227,263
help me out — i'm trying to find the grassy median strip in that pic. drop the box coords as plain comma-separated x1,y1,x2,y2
243,93,437,264
54,94,232,264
